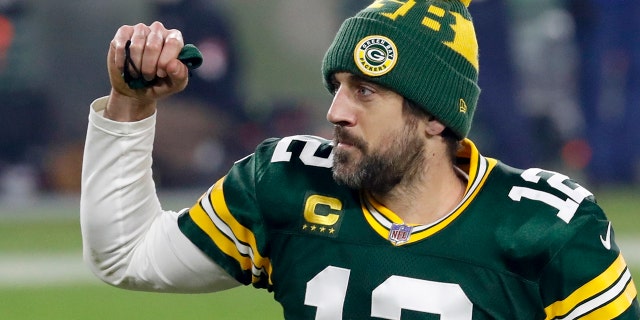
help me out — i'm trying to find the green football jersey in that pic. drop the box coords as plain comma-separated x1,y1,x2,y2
178,135,639,319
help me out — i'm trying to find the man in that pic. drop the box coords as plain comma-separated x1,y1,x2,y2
81,0,640,318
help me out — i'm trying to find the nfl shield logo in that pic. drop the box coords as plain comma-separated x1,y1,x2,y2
388,223,413,246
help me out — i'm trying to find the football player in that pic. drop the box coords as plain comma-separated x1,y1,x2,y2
81,0,639,318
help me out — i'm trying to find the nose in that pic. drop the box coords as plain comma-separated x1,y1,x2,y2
326,87,356,127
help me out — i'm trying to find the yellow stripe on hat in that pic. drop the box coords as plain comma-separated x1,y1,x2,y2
460,0,472,7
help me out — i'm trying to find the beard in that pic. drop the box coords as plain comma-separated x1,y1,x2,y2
331,121,425,195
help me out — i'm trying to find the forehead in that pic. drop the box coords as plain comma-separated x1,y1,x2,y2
333,72,394,92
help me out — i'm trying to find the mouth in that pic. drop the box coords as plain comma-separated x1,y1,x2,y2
335,140,355,149
333,127,364,151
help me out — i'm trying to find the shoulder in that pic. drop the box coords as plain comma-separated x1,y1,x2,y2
458,140,604,249
457,140,602,240
224,134,340,200
483,166,639,319
231,135,334,181
235,135,333,167
222,135,354,229
481,162,606,256
488,163,601,222
256,135,334,167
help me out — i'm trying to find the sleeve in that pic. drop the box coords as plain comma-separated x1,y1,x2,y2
539,210,639,319
176,139,276,290
80,96,240,293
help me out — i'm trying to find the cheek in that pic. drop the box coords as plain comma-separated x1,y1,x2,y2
366,129,400,157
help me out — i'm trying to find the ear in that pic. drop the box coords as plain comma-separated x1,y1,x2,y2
425,118,447,136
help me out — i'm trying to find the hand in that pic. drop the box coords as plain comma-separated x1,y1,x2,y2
105,21,189,121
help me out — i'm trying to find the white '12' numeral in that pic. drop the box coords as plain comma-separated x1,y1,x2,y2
305,266,473,320
271,135,333,168
372,276,472,319
304,266,350,319
508,168,593,223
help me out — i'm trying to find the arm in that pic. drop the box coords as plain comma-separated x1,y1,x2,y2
80,22,240,293
539,218,639,319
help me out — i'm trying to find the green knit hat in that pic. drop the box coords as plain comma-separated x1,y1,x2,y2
322,0,480,138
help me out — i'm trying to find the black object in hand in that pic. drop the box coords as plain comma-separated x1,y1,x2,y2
122,40,203,89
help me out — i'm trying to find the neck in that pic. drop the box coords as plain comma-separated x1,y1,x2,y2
371,150,467,225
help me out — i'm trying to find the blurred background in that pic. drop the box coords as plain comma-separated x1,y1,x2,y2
0,0,638,318
1,0,639,196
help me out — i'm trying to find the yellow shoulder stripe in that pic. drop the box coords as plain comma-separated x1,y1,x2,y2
188,177,272,284
581,280,637,320
544,254,636,319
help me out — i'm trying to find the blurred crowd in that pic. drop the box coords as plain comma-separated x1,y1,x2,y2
0,0,638,202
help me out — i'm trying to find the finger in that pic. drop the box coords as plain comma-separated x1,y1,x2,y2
140,31,163,81
165,58,189,91
111,25,135,75
127,23,151,78
157,28,184,78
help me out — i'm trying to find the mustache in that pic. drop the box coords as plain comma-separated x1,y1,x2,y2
333,126,367,150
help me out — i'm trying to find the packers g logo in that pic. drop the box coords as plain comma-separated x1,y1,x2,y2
353,35,398,77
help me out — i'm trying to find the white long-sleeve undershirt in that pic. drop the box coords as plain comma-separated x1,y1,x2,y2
80,96,240,293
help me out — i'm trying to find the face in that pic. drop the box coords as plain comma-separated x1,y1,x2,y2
327,72,426,194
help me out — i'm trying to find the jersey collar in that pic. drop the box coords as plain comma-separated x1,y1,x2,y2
361,139,498,246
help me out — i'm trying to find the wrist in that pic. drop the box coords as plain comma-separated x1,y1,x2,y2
104,89,157,122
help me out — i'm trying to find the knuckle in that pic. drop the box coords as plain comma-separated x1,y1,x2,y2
117,24,133,34
145,37,163,51
132,23,150,37
164,36,182,48
150,21,165,30
165,29,183,43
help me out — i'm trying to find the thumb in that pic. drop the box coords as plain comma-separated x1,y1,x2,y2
165,58,189,91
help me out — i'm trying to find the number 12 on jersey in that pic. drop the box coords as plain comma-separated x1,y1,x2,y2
305,266,473,319
508,168,593,223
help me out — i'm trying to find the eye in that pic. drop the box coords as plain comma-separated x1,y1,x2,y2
330,79,341,95
356,85,374,97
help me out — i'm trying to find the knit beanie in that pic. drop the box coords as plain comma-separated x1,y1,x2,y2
322,0,480,138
